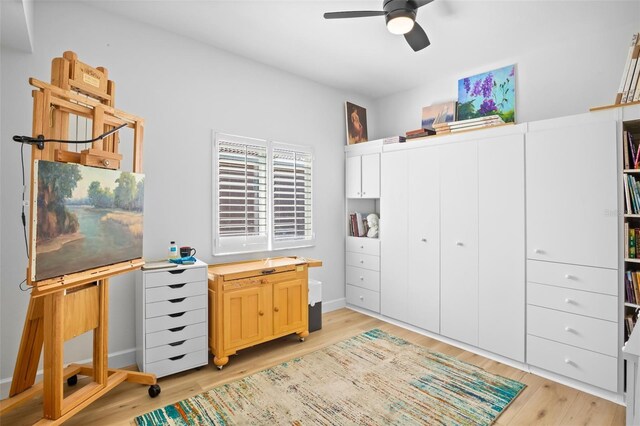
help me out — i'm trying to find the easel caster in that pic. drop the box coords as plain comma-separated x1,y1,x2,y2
148,384,161,398
297,330,309,342
67,374,78,386
299,337,305,342
217,365,223,371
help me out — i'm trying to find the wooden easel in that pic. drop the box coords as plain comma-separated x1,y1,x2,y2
0,51,157,424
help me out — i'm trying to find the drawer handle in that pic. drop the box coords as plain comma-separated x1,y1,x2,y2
360,245,364,249
534,248,543,254
169,354,186,361
169,340,186,347
564,298,574,304
261,269,276,275
360,260,364,264
359,296,364,300
564,358,574,365
360,276,364,281
169,326,186,332
168,269,186,275
456,241,463,247
564,326,575,333
168,297,186,303
259,310,264,316
169,283,186,289
274,307,280,312
168,312,186,318
421,238,427,243
564,274,574,280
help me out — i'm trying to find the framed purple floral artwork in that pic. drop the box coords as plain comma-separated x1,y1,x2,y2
457,64,516,123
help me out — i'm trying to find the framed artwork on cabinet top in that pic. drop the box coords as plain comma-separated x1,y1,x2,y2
422,101,457,132
345,101,368,145
457,64,516,123
31,160,145,281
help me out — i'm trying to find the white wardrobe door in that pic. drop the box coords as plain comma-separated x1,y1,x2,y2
361,153,380,198
380,150,408,322
478,134,525,362
440,141,479,346
346,155,362,198
526,120,617,268
407,146,440,333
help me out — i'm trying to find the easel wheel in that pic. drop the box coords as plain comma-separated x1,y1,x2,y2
67,375,78,386
148,384,161,398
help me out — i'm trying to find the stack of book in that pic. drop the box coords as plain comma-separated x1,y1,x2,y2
626,313,637,342
405,128,435,139
624,175,640,214
624,130,639,169
626,271,640,305
432,115,505,134
383,136,406,144
348,212,369,237
625,223,640,258
616,32,640,105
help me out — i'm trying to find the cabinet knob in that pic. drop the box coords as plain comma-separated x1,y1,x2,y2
564,298,573,304
259,311,264,316
564,358,572,364
534,248,543,254
564,326,574,333
564,274,574,280
359,276,364,281
360,260,364,264
359,296,364,300
456,241,463,247
357,192,361,195
274,307,279,312
421,238,427,243
362,192,366,195
360,245,364,249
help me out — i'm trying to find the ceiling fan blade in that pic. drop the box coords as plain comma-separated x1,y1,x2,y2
404,22,431,51
323,11,386,19
412,0,435,8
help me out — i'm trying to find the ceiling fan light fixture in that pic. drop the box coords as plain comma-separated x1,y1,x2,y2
385,9,416,35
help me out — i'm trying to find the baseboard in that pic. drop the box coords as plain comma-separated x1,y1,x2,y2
322,297,346,313
346,305,625,406
0,347,136,400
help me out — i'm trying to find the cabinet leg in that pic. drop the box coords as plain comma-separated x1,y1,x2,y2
213,356,228,370
297,330,309,342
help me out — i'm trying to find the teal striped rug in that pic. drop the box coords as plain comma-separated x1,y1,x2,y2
135,329,525,425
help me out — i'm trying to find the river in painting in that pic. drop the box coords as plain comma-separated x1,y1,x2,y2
34,204,143,281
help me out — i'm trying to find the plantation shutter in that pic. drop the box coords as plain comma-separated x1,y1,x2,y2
272,145,314,249
214,134,268,254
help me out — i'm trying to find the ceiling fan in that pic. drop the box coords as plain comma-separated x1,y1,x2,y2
324,0,434,52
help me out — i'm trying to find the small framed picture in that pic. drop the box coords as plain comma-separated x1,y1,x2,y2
421,101,457,132
345,101,368,145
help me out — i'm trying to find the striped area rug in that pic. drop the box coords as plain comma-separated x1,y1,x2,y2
135,329,525,425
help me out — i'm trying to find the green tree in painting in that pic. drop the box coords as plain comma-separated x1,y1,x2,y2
114,172,137,210
134,179,144,211
36,161,81,239
87,181,114,208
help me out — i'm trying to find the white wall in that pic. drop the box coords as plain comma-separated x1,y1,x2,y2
372,4,640,137
0,2,373,395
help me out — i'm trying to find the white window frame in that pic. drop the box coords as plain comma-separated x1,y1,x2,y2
212,132,314,256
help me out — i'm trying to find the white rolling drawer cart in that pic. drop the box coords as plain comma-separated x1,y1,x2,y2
136,260,209,378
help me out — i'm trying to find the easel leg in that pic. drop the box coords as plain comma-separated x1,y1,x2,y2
43,291,64,419
93,279,109,384
9,297,44,396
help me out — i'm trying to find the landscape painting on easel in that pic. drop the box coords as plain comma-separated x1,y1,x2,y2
31,160,144,281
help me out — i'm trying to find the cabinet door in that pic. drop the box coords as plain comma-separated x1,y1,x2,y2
478,134,525,362
380,150,408,321
407,147,440,333
223,286,265,351
526,119,617,268
346,155,362,198
361,153,380,198
273,278,307,335
440,141,479,346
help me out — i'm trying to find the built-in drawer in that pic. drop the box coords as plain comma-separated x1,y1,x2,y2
527,282,617,322
527,305,617,356
144,267,206,289
527,335,618,392
346,284,380,313
146,309,207,333
146,322,207,349
527,260,617,296
145,349,208,378
146,296,207,318
346,252,380,271
146,335,207,363
146,280,207,303
346,237,380,256
346,266,380,292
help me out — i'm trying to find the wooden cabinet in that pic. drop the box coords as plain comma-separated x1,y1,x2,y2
136,260,209,378
346,153,380,198
478,134,525,362
440,141,479,346
526,117,617,269
208,257,321,369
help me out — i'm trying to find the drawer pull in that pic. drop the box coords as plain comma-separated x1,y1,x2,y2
564,274,574,280
169,340,186,347
261,269,276,275
534,248,543,254
564,326,575,333
169,297,186,303
421,238,427,243
360,276,364,281
169,283,186,289
274,307,280,312
564,298,574,304
360,260,364,264
169,326,186,332
259,310,264,316
168,312,186,318
564,358,574,365
359,296,364,301
169,354,186,361
456,241,463,247
168,269,186,275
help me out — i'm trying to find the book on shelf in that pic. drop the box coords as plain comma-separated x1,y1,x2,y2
617,32,640,104
626,314,637,342
627,45,640,103
627,271,640,304
433,115,505,134
623,44,640,103
348,212,371,237
405,128,435,139
383,136,406,144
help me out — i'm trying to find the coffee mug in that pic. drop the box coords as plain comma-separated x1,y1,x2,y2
180,246,196,257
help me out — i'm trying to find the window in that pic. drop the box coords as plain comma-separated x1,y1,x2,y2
213,133,314,255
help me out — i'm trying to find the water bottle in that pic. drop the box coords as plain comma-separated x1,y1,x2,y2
168,241,178,259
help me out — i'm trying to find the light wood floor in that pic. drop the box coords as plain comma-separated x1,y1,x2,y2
1,308,626,425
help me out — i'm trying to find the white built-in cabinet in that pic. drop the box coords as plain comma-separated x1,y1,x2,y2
346,153,380,198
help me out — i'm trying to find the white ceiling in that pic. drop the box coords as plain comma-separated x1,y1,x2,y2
66,1,638,98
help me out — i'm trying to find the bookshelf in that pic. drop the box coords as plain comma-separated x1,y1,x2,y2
623,117,640,345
